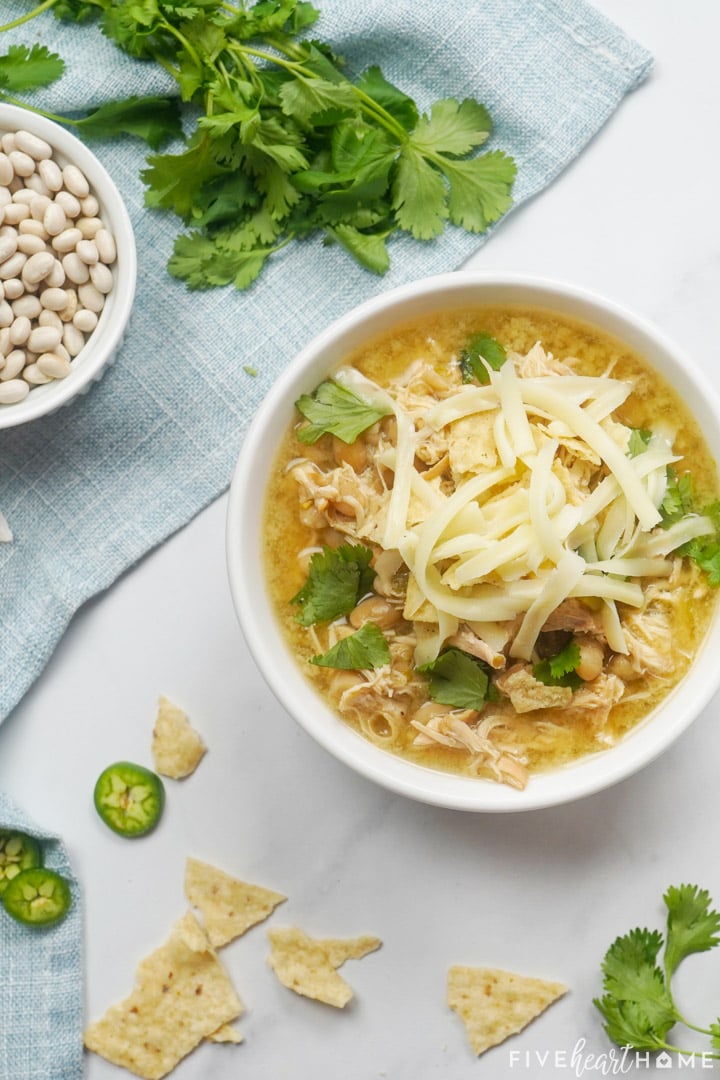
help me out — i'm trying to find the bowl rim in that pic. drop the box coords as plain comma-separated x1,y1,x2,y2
0,103,137,429
226,270,720,812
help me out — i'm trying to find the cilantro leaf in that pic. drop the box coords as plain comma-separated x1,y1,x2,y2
279,76,357,124
74,96,182,149
295,379,390,444
291,543,375,626
664,884,720,978
324,224,390,275
409,97,491,157
356,66,418,132
593,995,669,1052
441,150,516,233
418,648,495,710
311,622,390,670
392,145,447,239
660,468,694,525
0,44,64,92
598,927,677,1042
533,641,582,690
682,535,720,586
459,331,506,384
628,427,653,457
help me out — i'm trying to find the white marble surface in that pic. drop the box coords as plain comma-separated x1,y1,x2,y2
2,2,720,1077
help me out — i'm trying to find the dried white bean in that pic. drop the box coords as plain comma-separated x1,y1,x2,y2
77,282,104,313
12,188,35,206
14,130,52,161
3,203,29,225
45,259,65,289
94,228,116,264
40,287,68,312
62,251,89,284
18,218,46,238
0,134,16,155
23,363,52,385
0,351,25,380
38,310,62,330
22,250,55,285
9,315,30,345
55,342,71,365
62,322,85,356
43,202,66,236
89,262,113,294
12,295,41,319
30,194,52,221
25,173,50,197
55,190,81,219
0,252,26,279
28,325,61,353
0,327,9,356
51,227,82,254
38,158,63,192
0,300,12,328
76,239,98,265
80,195,99,217
0,378,29,403
0,233,17,263
73,307,97,333
0,188,11,209
0,155,12,186
3,278,23,300
58,289,77,322
76,216,103,239
8,151,34,178
62,165,89,199
17,233,46,256
37,352,71,379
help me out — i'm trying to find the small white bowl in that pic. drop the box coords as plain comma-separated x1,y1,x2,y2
226,272,720,812
0,104,136,428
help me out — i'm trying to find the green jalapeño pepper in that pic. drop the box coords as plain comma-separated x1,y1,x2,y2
0,830,42,897
93,761,165,838
3,867,72,927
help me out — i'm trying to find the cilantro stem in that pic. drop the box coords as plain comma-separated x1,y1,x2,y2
0,92,83,129
159,19,203,72
0,0,59,33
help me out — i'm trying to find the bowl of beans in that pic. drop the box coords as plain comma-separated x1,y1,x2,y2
0,103,136,428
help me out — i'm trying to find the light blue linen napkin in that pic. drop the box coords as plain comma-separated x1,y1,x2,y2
0,793,82,1080
0,4,650,1077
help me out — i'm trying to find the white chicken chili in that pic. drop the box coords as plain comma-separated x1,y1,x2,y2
263,307,719,789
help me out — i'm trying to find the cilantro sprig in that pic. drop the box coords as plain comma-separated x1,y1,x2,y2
291,543,375,626
3,0,516,289
311,622,390,670
532,641,582,690
295,379,390,445
660,470,720,584
418,647,497,710
458,331,507,384
595,884,720,1059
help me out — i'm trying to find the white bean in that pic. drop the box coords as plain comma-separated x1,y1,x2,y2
3,278,23,300
12,295,41,319
0,378,29,403
17,233,46,256
0,351,25,380
62,165,89,199
9,315,30,345
30,194,52,221
38,309,62,330
22,250,54,285
89,262,113,294
0,327,9,356
94,228,116,264
8,150,34,178
76,216,102,239
62,251,89,284
80,195,99,217
77,282,105,313
2,203,28,225
11,188,35,206
62,322,85,356
28,325,61,353
0,154,12,186
0,252,26,279
14,130,52,161
1,134,16,155
0,300,12,328
45,259,65,288
38,158,63,192
55,190,81,219
43,202,66,236
51,227,82,254
58,289,77,322
76,239,98,265
73,307,97,333
25,173,50,197
23,362,52,385
40,287,69,312
0,233,18,263
37,352,71,379
18,218,46,238
0,188,11,209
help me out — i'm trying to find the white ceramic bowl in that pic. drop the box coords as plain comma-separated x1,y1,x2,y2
0,104,136,428
226,271,720,812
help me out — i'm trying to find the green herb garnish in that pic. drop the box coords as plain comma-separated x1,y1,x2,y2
627,427,653,458
2,0,516,289
0,43,64,91
532,641,582,690
311,621,390,670
418,647,496,710
295,380,390,445
458,331,507,384
594,884,720,1059
291,543,375,626
660,468,694,525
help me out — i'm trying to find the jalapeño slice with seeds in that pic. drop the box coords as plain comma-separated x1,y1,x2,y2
3,867,71,927
0,830,42,896
93,761,165,838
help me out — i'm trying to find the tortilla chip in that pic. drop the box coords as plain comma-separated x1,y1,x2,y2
152,696,206,780
447,966,567,1056
207,1024,244,1044
185,857,286,947
268,926,381,1008
84,912,243,1080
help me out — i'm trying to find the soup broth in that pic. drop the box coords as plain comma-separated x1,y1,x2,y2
263,307,719,788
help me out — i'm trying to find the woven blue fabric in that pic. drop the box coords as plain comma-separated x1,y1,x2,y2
0,793,82,1080
0,7,649,1074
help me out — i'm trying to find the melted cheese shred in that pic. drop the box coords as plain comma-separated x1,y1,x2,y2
339,350,687,663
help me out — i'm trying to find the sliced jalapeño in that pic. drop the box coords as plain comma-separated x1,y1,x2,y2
93,761,165,838
0,830,42,896
3,867,72,927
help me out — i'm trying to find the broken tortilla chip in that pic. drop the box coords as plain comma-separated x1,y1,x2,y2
152,696,206,780
207,1023,244,1044
184,856,286,947
84,912,243,1080
268,926,381,1008
447,965,567,1056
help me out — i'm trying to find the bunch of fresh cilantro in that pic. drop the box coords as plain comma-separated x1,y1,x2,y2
595,884,720,1060
0,0,516,290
